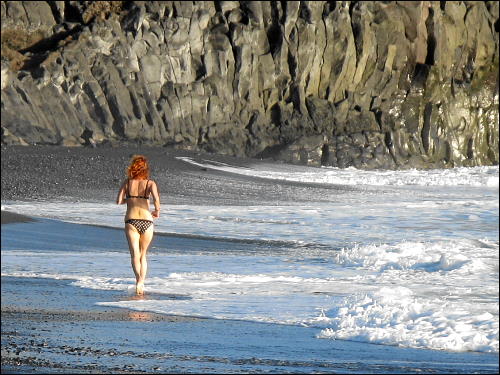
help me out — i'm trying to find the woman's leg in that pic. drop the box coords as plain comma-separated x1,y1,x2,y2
125,224,142,287
137,225,154,293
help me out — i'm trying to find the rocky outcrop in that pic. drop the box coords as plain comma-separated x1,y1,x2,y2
1,1,498,169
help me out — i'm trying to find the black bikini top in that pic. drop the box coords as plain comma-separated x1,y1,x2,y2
126,179,150,200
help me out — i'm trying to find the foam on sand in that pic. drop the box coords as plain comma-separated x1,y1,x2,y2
177,157,499,188
315,287,499,353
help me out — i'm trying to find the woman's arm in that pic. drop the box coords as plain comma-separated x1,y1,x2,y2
150,180,161,218
116,180,127,205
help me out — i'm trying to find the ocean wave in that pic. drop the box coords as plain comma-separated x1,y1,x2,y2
314,287,499,353
333,239,499,274
4,267,498,353
178,157,499,188
207,215,302,225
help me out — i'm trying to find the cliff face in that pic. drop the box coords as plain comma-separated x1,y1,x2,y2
1,1,498,169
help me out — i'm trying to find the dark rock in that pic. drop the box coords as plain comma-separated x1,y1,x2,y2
1,1,498,169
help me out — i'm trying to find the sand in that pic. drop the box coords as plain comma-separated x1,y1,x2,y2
1,144,356,206
1,144,268,204
1,211,35,224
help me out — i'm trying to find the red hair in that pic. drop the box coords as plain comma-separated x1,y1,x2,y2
127,155,149,179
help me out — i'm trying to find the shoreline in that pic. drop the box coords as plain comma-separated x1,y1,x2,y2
2,274,498,374
0,210,302,250
2,217,499,374
1,305,204,323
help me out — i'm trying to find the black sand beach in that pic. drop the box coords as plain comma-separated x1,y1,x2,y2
2,144,257,204
2,145,499,373
1,144,359,206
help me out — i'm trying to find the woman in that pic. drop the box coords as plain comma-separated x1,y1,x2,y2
116,155,161,295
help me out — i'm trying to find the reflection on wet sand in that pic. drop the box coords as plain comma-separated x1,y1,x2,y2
128,310,154,322
125,294,153,321
128,294,147,301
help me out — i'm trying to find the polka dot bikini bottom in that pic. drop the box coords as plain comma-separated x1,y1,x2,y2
125,219,153,234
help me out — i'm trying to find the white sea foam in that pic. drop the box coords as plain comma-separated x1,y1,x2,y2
177,157,499,188
315,287,499,353
333,239,498,274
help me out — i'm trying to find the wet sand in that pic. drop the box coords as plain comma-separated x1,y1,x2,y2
1,211,35,224
3,272,497,374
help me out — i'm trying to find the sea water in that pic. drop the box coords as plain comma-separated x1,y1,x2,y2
1,158,498,354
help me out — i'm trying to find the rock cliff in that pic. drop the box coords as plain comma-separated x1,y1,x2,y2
1,1,498,169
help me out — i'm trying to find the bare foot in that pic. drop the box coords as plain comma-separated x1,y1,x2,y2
136,282,144,295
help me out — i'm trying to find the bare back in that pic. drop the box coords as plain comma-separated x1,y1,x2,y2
126,179,152,221
116,179,160,221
